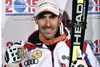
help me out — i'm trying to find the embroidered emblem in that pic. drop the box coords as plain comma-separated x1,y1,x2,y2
24,59,39,66
32,49,42,59
62,55,69,60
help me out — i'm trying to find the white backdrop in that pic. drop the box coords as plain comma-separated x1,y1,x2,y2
0,0,2,67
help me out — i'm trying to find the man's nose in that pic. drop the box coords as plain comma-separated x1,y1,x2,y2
45,18,51,27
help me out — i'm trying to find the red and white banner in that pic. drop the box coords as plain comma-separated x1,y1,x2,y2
85,0,100,63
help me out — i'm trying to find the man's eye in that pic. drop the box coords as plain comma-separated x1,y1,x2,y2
37,16,45,20
50,15,57,19
40,16,45,19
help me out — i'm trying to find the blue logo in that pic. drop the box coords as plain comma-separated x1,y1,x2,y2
14,0,27,12
88,0,94,11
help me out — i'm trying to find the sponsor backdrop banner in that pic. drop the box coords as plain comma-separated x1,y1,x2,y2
2,0,38,65
2,0,100,66
85,0,100,63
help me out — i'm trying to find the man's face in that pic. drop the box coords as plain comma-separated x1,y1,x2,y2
35,12,62,40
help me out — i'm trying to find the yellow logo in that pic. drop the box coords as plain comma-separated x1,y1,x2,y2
32,49,42,59
78,0,83,3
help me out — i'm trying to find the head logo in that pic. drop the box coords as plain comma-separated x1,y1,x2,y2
13,0,26,12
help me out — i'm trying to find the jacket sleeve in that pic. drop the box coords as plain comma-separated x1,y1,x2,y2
83,42,100,67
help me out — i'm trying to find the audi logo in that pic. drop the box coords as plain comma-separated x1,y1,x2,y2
24,59,39,66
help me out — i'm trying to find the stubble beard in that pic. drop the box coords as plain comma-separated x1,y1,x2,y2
39,25,58,40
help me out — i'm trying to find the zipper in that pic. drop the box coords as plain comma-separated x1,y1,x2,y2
51,50,54,67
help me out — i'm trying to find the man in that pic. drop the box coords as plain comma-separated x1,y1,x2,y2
4,0,100,67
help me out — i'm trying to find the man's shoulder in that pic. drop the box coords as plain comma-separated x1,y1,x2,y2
27,30,41,45
28,30,39,40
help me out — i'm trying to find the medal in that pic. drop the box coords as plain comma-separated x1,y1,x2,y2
18,47,27,59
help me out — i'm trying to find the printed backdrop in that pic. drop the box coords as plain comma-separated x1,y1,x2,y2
2,0,100,66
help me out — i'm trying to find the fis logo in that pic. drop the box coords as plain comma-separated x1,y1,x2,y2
88,0,100,14
5,0,38,16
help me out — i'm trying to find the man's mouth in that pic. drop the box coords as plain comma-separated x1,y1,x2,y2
44,28,53,34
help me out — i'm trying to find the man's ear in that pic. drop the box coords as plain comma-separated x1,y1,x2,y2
34,16,38,24
59,15,62,23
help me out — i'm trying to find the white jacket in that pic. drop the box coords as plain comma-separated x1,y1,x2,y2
4,28,100,67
